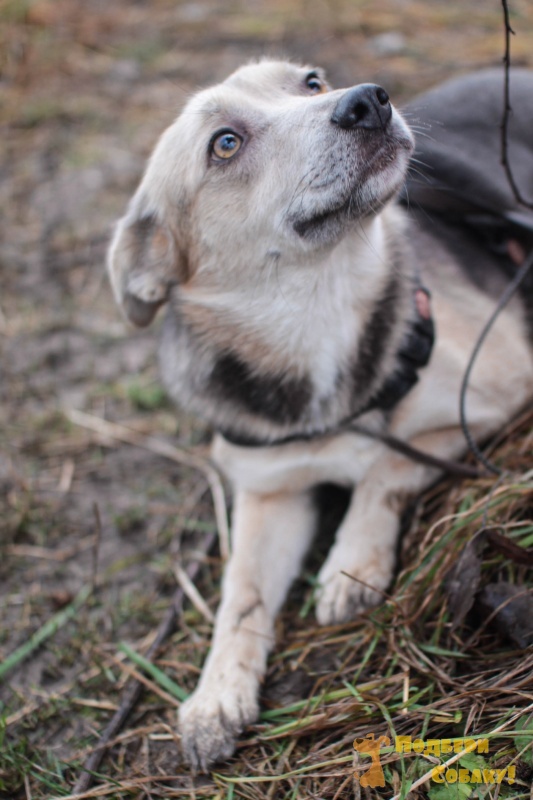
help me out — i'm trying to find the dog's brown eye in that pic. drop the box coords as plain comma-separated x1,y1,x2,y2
211,132,243,160
305,72,325,94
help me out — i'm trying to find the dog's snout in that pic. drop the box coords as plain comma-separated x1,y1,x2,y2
331,84,392,131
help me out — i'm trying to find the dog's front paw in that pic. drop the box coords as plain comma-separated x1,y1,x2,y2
315,549,394,626
179,678,259,771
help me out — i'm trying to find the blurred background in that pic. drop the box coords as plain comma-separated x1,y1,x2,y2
1,1,532,796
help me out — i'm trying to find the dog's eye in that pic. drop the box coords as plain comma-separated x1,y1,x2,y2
305,72,326,94
211,131,243,160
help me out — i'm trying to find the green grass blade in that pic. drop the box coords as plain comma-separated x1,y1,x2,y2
0,584,92,682
118,641,188,701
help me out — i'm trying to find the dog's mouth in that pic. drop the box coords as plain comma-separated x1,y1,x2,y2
293,182,399,239
292,131,412,243
293,195,361,239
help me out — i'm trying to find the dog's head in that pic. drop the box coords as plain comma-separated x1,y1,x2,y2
108,60,414,326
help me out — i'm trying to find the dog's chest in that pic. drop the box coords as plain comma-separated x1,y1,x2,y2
160,231,405,438
247,274,364,396
186,260,377,400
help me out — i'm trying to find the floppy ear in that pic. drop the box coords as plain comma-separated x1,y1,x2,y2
107,195,179,327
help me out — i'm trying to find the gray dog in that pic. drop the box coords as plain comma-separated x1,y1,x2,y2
108,62,533,770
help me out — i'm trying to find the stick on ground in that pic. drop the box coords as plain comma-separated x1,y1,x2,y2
72,529,217,795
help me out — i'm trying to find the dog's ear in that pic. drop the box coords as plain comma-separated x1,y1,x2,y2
107,194,180,327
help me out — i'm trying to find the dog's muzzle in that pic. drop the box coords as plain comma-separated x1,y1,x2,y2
331,84,392,131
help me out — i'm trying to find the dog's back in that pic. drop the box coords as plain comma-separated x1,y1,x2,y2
401,69,533,332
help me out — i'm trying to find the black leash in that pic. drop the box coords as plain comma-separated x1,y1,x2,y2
351,248,533,480
347,423,484,479
459,246,533,476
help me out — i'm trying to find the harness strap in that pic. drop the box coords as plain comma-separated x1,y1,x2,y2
364,286,434,413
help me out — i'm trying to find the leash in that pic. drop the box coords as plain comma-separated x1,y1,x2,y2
354,246,533,479
459,246,533,476
351,247,533,479
347,423,484,479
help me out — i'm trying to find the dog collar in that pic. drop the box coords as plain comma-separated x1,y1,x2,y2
219,285,434,448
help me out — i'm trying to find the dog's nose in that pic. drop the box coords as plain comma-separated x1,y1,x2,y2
331,84,392,130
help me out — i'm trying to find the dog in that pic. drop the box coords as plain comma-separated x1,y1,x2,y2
107,60,533,770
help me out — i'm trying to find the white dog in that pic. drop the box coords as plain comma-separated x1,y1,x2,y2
108,61,533,769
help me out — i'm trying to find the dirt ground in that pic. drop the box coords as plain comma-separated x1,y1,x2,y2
1,1,532,799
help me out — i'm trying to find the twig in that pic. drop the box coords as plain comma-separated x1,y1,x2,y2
105,649,181,707
57,458,75,492
72,529,216,795
500,0,533,209
4,537,96,562
66,408,230,560
482,701,533,734
174,562,215,623
91,502,102,591
58,774,202,800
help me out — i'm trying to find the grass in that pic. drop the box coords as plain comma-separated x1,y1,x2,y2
2,411,531,798
0,585,92,682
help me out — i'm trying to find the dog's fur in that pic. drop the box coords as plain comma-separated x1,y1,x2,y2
108,61,533,770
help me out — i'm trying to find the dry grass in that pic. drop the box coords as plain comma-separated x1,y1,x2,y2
2,409,532,799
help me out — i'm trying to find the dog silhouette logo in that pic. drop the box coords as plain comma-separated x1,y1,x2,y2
353,732,391,787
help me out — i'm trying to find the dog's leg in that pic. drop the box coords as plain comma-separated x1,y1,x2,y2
179,487,316,770
315,427,469,625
